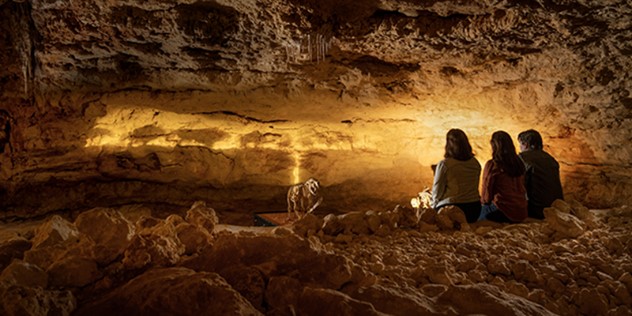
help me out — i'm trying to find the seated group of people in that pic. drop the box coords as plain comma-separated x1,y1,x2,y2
431,129,564,223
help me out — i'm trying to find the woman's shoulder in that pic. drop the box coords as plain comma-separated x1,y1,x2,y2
483,159,499,172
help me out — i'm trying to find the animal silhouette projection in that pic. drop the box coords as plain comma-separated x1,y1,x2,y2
287,177,323,219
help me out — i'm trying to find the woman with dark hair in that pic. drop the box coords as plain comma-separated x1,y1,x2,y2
479,131,528,223
431,129,482,223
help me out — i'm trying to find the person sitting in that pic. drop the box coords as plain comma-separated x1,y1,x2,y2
479,131,528,223
517,129,564,219
431,128,481,223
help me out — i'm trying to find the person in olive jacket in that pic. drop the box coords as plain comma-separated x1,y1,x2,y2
517,129,564,219
432,128,482,223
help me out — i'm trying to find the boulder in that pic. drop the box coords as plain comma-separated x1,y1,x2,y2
348,284,439,315
185,201,219,233
47,256,101,288
175,222,212,255
183,232,353,290
75,267,261,316
123,217,185,269
0,237,32,271
544,207,585,239
292,213,324,237
393,205,420,228
297,287,384,316
437,284,556,316
0,285,76,316
322,214,344,235
220,265,266,311
0,260,48,287
75,207,135,264
31,215,80,249
435,205,470,231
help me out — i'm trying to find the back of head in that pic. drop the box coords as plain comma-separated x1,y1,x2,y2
517,129,543,150
444,128,474,161
491,130,525,177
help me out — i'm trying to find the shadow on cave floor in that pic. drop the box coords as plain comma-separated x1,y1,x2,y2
0,197,404,229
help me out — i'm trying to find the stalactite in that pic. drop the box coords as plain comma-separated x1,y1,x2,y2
285,33,333,64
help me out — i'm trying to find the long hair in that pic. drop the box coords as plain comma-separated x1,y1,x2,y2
444,129,474,161
491,131,525,177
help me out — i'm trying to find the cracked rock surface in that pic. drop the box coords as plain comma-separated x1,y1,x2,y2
1,200,631,315
0,0,631,217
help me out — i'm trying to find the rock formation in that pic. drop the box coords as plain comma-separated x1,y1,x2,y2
1,1,631,313
0,200,630,315
0,0,631,217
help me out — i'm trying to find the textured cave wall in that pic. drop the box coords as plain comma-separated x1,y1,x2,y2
0,0,631,218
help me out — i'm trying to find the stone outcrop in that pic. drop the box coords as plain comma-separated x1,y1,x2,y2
75,207,135,265
76,267,262,316
0,200,631,315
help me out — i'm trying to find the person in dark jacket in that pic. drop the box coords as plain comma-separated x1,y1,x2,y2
517,129,564,219
479,131,528,223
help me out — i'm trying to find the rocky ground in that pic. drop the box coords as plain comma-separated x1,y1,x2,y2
0,199,631,315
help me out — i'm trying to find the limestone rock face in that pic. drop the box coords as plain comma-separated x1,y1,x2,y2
0,0,631,217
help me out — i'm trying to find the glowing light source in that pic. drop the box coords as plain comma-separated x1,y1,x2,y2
411,189,432,209
292,152,301,185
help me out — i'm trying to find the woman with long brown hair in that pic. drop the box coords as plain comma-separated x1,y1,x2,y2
479,130,528,222
431,128,482,223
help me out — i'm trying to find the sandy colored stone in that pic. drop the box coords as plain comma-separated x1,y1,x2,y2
185,201,219,233
0,285,76,316
75,207,135,264
0,260,48,288
219,265,266,311
75,267,261,316
438,284,556,316
292,213,324,237
435,205,470,231
544,207,585,239
265,276,303,312
339,211,370,235
322,214,344,236
175,222,212,255
184,232,353,290
0,237,32,271
551,199,573,214
393,205,420,229
296,287,384,316
424,263,453,286
123,217,185,269
365,211,382,233
577,287,609,315
47,256,101,288
31,215,79,249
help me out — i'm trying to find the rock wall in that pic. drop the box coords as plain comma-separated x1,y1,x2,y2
1,0,631,217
